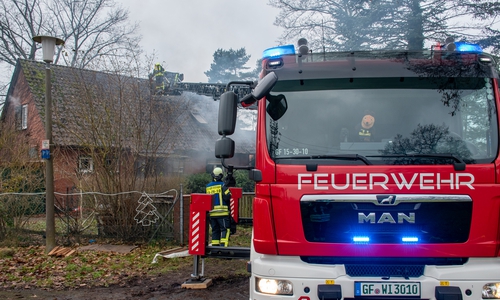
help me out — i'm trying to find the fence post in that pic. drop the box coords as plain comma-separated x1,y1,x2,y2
180,183,184,245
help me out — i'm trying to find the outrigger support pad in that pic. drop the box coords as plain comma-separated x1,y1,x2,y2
181,255,212,289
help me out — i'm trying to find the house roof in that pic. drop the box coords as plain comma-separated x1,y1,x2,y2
4,59,254,155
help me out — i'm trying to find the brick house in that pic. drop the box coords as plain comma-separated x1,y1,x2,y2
1,59,254,203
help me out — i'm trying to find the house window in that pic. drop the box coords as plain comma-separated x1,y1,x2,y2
29,147,37,159
21,104,28,130
78,156,94,173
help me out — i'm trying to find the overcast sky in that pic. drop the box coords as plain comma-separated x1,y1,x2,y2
120,0,283,83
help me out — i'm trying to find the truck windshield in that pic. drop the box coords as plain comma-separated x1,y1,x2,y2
266,77,498,165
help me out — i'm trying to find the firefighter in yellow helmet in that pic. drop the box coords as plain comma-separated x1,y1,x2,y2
152,63,166,93
206,167,232,247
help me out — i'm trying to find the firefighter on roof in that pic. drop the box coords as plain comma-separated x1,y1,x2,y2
206,167,232,247
152,63,166,94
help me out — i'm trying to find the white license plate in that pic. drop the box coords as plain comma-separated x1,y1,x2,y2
355,282,421,297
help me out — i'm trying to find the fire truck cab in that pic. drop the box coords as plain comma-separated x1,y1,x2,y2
215,39,500,300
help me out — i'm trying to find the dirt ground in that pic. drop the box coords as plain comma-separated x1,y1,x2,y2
0,258,250,300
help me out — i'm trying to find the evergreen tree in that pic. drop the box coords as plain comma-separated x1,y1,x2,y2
204,48,252,83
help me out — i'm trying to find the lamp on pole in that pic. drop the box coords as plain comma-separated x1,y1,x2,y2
32,35,64,254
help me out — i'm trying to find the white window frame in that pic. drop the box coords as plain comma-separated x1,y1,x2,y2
21,104,28,130
78,156,94,173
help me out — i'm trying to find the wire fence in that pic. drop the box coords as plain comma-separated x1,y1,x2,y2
0,189,254,246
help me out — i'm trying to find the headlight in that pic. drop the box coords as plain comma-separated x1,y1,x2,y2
483,283,500,299
255,277,293,295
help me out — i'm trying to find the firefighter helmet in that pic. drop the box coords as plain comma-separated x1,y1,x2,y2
211,167,223,181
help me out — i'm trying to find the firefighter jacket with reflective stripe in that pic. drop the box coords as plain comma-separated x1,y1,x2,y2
206,181,231,217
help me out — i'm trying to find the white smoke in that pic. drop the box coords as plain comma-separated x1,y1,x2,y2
8,95,20,108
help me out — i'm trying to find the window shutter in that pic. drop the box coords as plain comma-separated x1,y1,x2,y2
21,104,28,129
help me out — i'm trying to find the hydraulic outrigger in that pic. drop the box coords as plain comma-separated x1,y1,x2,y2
183,187,250,287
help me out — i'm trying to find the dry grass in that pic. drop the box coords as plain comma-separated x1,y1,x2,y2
0,225,252,290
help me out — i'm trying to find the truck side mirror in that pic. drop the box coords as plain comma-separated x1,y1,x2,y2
218,91,238,136
241,72,278,107
253,72,278,99
215,137,235,159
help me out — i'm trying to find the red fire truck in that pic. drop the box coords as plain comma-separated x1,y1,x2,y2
191,38,500,299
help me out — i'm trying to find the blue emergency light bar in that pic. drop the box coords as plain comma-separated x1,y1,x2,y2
455,42,482,52
262,44,295,59
351,236,420,243
352,236,370,243
402,237,419,243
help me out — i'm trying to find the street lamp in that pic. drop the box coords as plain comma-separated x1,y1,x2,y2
32,35,64,254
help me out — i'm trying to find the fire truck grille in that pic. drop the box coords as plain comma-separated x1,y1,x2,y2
301,256,468,277
300,198,472,244
345,264,424,278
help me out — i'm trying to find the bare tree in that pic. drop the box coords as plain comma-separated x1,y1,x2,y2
269,0,500,52
0,0,44,66
0,0,141,69
46,0,141,69
463,0,500,55
269,0,381,51
0,0,142,109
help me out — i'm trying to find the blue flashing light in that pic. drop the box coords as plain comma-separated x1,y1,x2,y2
262,44,295,59
268,60,283,67
455,42,482,53
402,237,419,243
352,236,370,243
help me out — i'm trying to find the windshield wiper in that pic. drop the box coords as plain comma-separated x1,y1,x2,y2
279,154,373,165
368,153,466,171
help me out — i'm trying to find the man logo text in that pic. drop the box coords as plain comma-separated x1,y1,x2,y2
359,212,415,224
